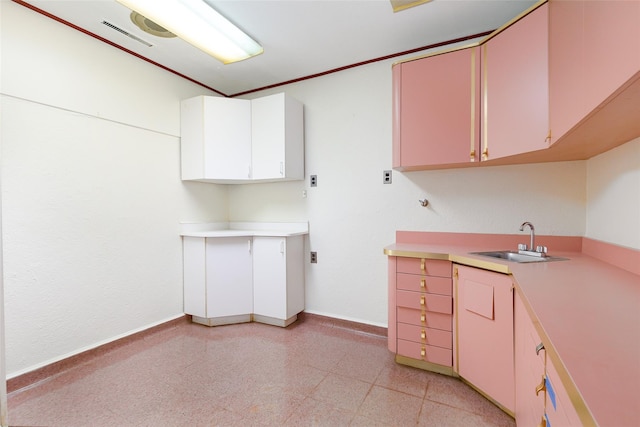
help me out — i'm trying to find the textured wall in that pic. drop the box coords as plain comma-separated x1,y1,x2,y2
1,3,226,376
586,138,640,249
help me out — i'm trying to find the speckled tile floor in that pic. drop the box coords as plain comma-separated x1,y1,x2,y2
7,314,515,426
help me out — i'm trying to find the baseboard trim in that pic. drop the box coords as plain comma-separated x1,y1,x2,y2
7,312,387,394
7,315,190,394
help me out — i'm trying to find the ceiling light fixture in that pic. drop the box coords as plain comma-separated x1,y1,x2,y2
390,0,433,13
115,0,263,64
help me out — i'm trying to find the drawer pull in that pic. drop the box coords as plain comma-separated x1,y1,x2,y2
420,259,426,272
420,330,426,340
536,342,545,355
420,278,426,289
420,313,426,322
538,416,547,427
420,295,426,306
535,376,546,396
420,347,426,358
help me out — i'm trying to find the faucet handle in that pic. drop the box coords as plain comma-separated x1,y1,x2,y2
518,243,528,251
536,245,548,254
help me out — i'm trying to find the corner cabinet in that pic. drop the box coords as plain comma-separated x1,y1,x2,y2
455,264,515,415
482,3,549,161
388,256,454,375
182,225,307,327
180,92,304,184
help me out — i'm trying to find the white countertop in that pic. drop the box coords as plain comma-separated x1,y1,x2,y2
179,221,309,238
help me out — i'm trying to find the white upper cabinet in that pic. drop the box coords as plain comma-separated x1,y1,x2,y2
251,93,304,181
180,92,304,184
181,96,252,182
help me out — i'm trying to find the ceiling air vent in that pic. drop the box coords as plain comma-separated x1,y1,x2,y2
129,12,176,39
101,20,153,47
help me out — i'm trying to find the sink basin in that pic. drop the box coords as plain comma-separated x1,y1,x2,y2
470,251,568,263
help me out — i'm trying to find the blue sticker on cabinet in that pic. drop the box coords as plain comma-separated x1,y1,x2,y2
546,375,557,411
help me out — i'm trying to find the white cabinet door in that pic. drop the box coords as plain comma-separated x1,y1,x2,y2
251,93,304,182
253,236,304,323
181,96,251,182
183,237,207,318
205,237,253,318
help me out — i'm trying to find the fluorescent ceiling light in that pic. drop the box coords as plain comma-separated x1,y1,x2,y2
116,0,263,64
390,0,433,13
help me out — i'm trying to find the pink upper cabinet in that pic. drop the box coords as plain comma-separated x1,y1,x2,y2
549,0,640,145
482,3,549,161
393,45,481,169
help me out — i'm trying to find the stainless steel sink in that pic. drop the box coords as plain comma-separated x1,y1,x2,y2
470,251,568,263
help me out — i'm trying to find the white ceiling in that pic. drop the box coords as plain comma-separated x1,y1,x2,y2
23,0,538,96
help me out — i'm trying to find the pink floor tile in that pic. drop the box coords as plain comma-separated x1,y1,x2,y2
7,314,515,426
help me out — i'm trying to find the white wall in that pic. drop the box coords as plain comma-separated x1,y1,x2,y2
586,138,640,249
1,2,226,376
230,61,587,327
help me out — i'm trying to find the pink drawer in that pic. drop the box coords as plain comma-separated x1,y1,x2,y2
396,258,451,278
397,339,453,366
397,323,452,349
396,290,452,314
397,307,452,331
396,273,452,295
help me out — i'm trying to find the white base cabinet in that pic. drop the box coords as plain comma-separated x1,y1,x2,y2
182,233,305,327
183,236,253,326
253,236,305,327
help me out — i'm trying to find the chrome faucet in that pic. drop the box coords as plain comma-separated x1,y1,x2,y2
518,221,547,257
519,221,535,251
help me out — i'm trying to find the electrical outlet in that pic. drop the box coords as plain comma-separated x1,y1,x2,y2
310,251,318,263
383,170,392,184
310,175,318,187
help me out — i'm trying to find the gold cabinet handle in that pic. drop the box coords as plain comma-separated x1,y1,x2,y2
535,376,546,396
420,259,426,272
420,330,426,340
420,295,426,306
545,129,552,144
470,149,476,162
420,347,426,358
420,278,426,289
538,416,547,427
482,147,489,160
420,313,426,323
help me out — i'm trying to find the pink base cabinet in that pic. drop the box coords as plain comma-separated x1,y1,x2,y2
388,256,454,374
455,264,515,415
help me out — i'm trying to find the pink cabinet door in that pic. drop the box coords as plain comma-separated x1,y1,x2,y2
549,1,640,146
456,264,515,413
393,45,481,168
548,0,585,145
514,292,546,427
583,1,640,120
544,358,583,427
482,3,549,161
